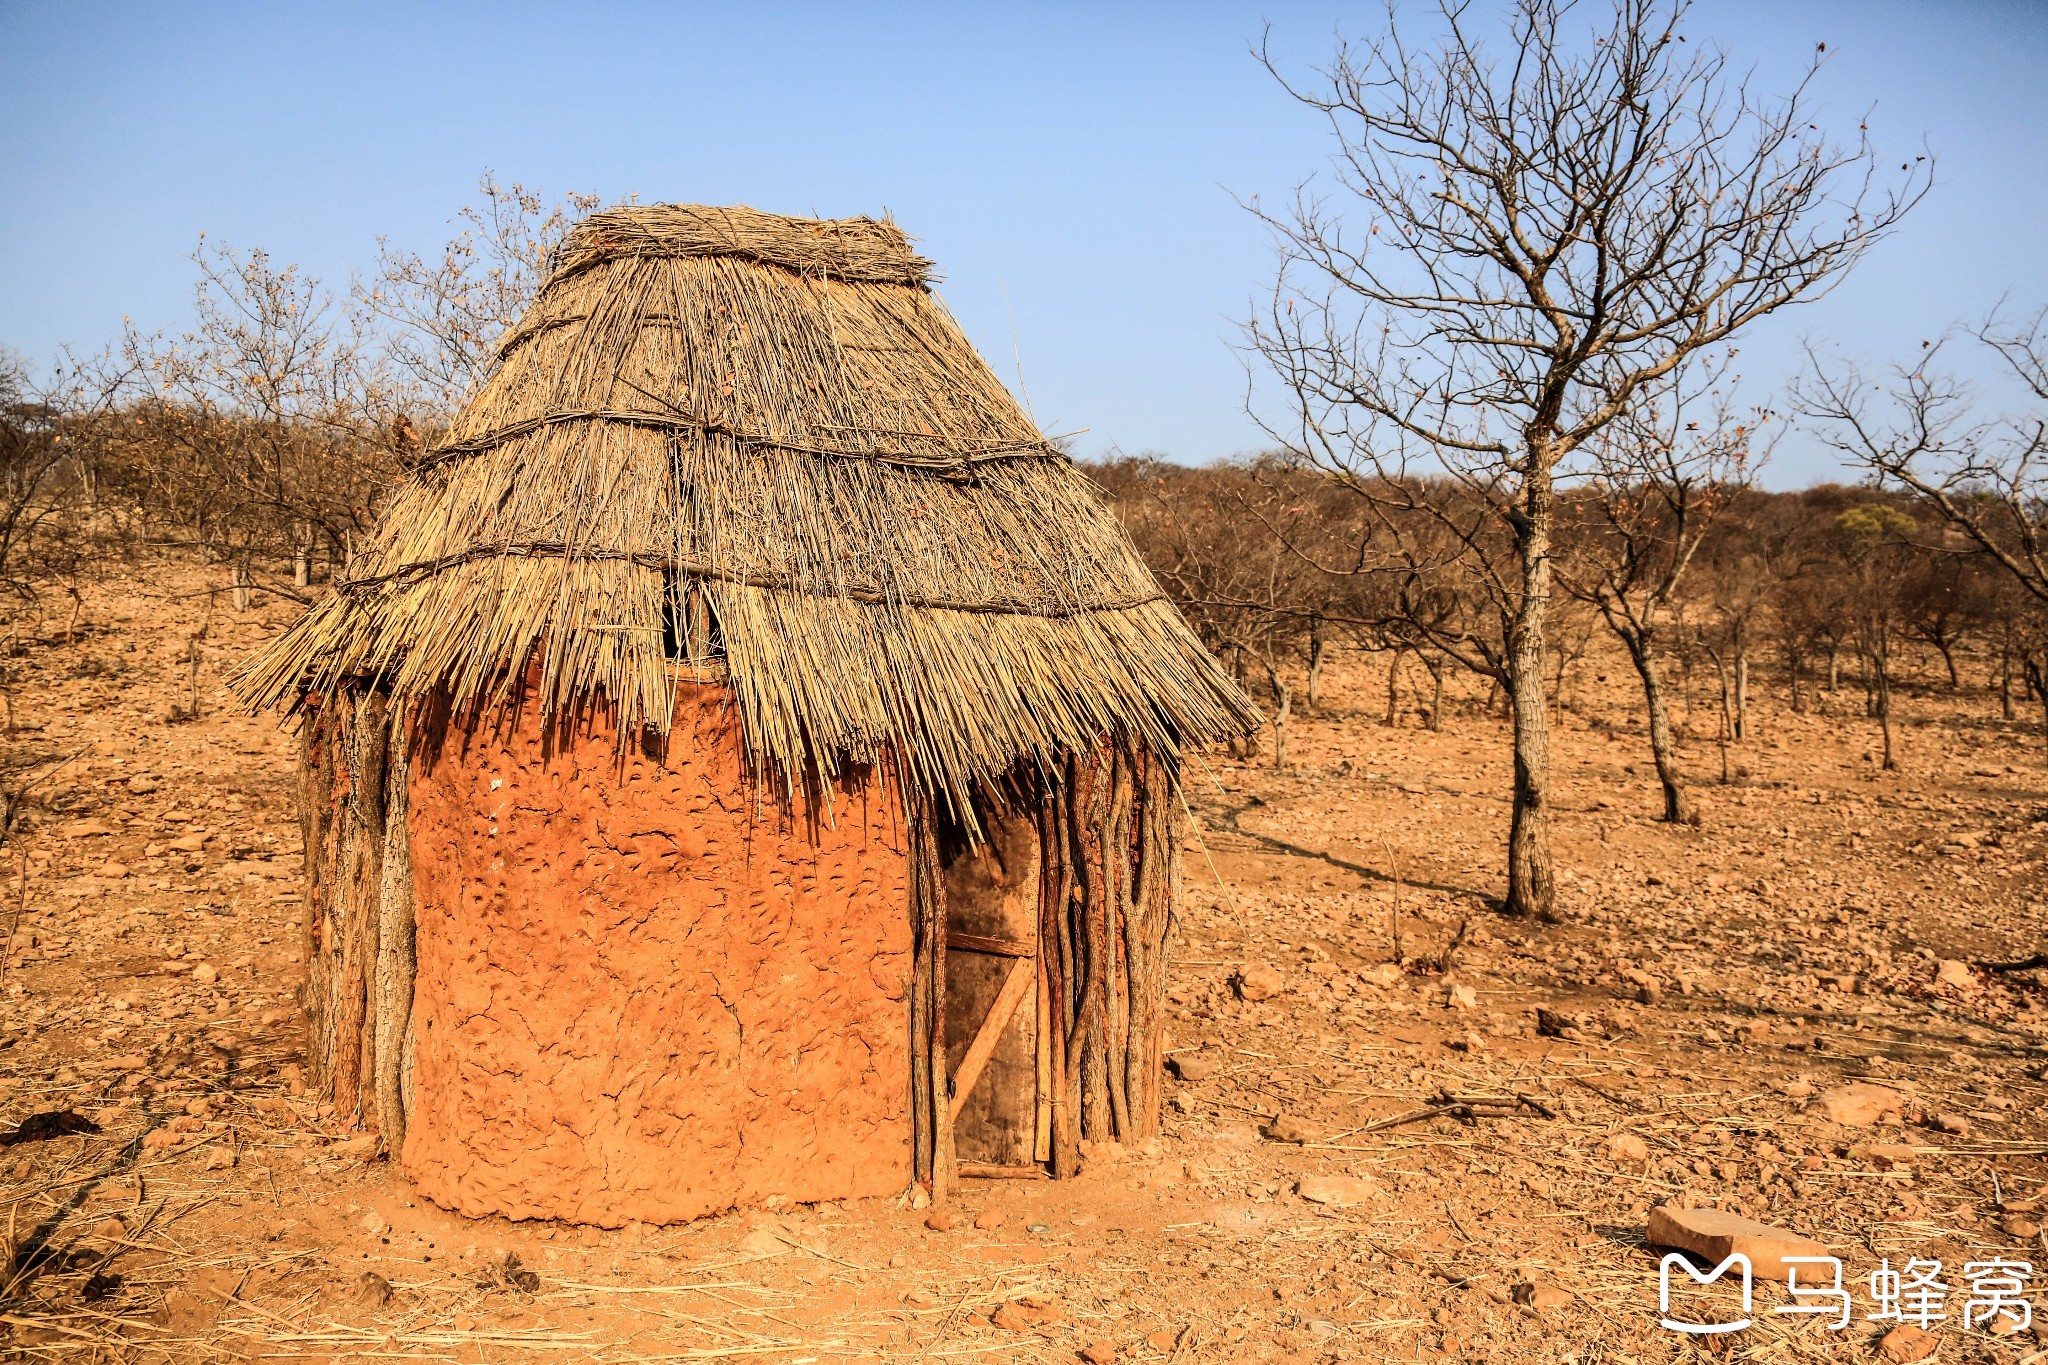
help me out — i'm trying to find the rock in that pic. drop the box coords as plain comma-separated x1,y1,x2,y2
1935,959,1976,990
1296,1174,1379,1206
1646,1205,1829,1283
1929,1112,1972,1136
1260,1113,1318,1144
990,1295,1063,1330
1606,1132,1650,1166
1812,1083,1904,1126
1233,965,1285,1002
1511,1281,1571,1311
1877,1323,1938,1363
1166,1054,1217,1082
1445,984,1478,1010
735,1229,786,1257
1079,1343,1116,1364
1851,1143,1918,1170
353,1270,392,1308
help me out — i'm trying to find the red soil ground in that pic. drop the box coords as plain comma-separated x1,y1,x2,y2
3,556,2047,1363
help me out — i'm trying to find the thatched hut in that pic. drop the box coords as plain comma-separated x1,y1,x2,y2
237,203,1257,1226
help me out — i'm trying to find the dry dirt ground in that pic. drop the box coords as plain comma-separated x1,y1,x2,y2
5,557,2048,1364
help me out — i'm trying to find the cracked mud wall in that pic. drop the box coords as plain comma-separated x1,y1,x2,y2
400,681,914,1226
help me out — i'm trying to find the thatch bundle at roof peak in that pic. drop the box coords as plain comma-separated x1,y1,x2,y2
237,203,1256,807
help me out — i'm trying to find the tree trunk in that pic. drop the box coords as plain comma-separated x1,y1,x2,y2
1625,633,1695,826
1266,665,1292,769
1732,636,1750,741
1384,649,1404,728
1788,647,1805,715
1427,655,1445,732
2001,627,2015,721
1504,478,1556,922
1826,645,1839,692
1936,638,1959,690
1306,629,1327,711
1875,644,1896,771
231,560,253,613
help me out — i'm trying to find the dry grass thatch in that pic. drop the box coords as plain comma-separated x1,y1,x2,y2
234,203,1258,808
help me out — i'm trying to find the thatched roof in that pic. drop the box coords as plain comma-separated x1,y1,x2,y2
236,203,1258,808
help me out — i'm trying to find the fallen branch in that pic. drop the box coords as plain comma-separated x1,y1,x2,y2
1354,1090,1557,1134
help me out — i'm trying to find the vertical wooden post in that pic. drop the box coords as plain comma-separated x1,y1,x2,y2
906,787,953,1200
373,704,415,1152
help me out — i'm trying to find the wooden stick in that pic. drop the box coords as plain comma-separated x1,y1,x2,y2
947,955,1035,1124
957,1162,1048,1181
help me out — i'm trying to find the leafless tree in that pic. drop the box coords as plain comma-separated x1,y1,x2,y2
1558,366,1761,823
1806,316,2048,741
1246,0,1922,916
358,173,602,416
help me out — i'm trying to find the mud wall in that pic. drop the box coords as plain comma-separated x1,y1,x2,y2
401,681,913,1225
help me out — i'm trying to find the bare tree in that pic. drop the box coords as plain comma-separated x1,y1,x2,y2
358,173,602,417
1558,368,1761,823
1806,315,2048,741
1247,0,1921,917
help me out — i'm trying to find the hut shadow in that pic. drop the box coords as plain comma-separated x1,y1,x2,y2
1205,799,1481,901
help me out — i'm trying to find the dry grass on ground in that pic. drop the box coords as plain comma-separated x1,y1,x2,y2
4,556,2047,1363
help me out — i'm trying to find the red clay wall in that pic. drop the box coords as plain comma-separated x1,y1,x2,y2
401,681,913,1225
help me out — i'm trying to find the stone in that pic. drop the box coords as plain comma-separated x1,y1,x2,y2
1511,1282,1571,1311
1935,959,1976,990
1233,965,1285,1002
735,1229,786,1257
1877,1323,1938,1362
1851,1143,1918,1170
1646,1205,1829,1283
1260,1113,1318,1144
353,1271,392,1308
1166,1054,1217,1082
1296,1174,1379,1206
1606,1132,1650,1166
1812,1083,1904,1126
992,1296,1064,1330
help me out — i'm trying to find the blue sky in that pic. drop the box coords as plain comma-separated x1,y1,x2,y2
2,1,2043,485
